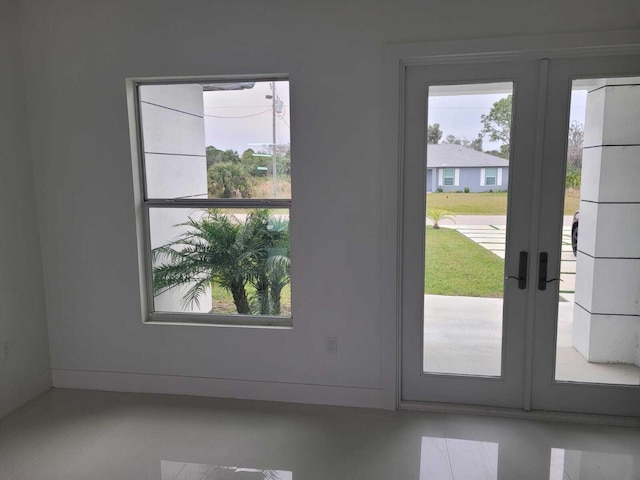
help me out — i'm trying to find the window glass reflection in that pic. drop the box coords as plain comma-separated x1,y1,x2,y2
161,460,292,480
420,437,498,480
550,448,639,480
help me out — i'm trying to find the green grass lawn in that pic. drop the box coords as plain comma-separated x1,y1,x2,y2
211,283,291,316
426,189,580,215
425,228,504,298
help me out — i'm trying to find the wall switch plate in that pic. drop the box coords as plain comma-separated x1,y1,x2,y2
326,337,338,354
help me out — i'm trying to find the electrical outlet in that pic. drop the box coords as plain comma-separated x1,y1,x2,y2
0,343,8,361
326,337,338,354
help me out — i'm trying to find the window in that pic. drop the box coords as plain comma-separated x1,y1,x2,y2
133,77,292,326
442,168,455,186
485,167,497,186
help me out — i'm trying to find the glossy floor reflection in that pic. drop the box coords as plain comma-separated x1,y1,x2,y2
0,389,639,480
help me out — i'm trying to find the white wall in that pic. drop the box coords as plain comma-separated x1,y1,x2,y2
17,0,640,408
140,84,212,313
0,0,51,418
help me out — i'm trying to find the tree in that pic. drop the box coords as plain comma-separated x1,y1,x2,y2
152,210,291,315
206,146,222,168
427,123,443,144
567,120,584,170
220,149,241,163
152,210,252,313
238,210,290,315
442,134,483,152
205,146,241,167
444,134,458,145
480,95,512,159
469,135,483,152
208,162,253,198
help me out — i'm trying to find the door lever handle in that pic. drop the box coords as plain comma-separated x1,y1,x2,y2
505,250,528,289
538,251,561,291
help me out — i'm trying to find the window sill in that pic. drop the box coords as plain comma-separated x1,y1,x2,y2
145,312,293,329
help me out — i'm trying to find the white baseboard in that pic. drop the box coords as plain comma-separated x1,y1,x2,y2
52,369,383,409
399,400,640,427
0,370,52,419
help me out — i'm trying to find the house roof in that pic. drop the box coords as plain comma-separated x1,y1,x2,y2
426,144,509,168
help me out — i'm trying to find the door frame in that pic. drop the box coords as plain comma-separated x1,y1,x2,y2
381,30,640,415
400,60,540,408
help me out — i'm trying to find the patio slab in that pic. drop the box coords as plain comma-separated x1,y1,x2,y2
423,295,640,385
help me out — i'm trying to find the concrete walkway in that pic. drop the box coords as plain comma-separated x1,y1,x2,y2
426,214,575,227
423,294,640,385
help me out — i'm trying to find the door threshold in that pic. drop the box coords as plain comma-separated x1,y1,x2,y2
399,400,640,427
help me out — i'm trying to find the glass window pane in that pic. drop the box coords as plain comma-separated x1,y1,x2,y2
424,81,513,376
554,77,640,385
149,207,291,318
485,167,497,186
140,80,291,200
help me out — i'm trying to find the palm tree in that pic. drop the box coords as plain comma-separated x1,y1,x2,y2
426,209,456,229
238,210,290,315
152,209,290,315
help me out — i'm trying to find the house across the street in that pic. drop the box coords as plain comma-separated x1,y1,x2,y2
426,144,509,192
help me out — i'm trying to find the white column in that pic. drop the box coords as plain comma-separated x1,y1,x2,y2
572,78,640,366
140,84,212,313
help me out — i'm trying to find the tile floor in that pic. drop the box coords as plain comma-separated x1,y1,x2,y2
1,389,639,479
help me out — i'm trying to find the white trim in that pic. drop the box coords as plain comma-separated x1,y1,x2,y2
454,168,460,187
438,168,444,186
385,30,640,66
382,31,640,412
52,369,383,409
480,167,486,186
399,401,640,427
497,167,503,187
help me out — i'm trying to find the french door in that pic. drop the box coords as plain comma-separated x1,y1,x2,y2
400,54,640,416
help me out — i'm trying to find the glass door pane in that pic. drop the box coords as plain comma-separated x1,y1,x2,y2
532,55,640,417
424,82,513,377
554,77,640,386
402,60,539,408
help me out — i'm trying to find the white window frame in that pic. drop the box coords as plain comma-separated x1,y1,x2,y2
129,75,293,328
481,167,501,187
442,167,455,186
485,167,498,186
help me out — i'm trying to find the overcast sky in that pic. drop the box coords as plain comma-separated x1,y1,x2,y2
202,81,585,155
203,81,290,153
428,89,586,151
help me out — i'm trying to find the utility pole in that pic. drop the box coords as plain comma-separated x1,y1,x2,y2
271,82,277,198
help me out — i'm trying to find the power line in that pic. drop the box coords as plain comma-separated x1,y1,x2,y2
205,105,274,109
278,115,290,128
204,109,272,119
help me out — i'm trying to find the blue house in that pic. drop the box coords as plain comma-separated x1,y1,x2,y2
426,144,509,192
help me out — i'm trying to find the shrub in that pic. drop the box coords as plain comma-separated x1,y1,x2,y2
464,187,470,193
207,162,253,198
566,170,581,189
436,187,444,193
426,209,456,229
